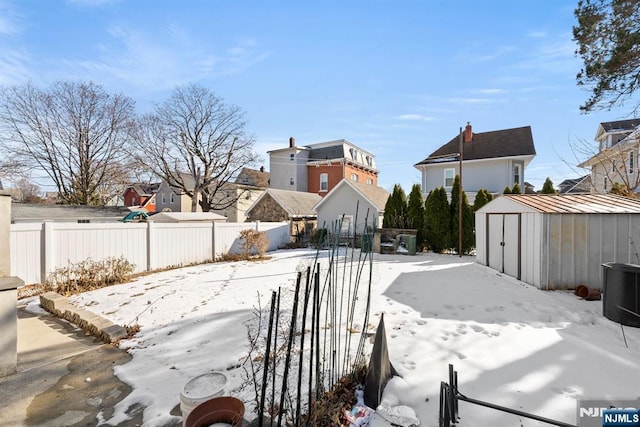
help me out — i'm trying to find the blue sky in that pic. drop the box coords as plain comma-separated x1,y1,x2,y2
0,0,634,193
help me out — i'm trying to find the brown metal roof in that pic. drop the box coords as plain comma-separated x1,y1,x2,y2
504,193,640,214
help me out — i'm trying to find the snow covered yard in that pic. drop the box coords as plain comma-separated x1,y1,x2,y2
69,248,640,426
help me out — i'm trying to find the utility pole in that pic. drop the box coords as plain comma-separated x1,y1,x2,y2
458,127,463,257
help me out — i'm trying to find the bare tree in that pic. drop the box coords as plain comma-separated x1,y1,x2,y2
132,83,258,212
0,81,136,205
13,177,42,203
0,156,26,184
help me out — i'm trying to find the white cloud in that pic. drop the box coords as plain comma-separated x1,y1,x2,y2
527,31,548,39
395,114,434,122
66,0,118,6
446,97,496,105
0,1,23,36
57,25,270,93
472,88,508,95
0,48,32,85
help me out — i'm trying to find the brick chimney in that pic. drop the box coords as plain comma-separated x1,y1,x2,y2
464,122,473,143
289,137,295,148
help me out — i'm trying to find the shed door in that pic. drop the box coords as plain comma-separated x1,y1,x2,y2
486,213,521,280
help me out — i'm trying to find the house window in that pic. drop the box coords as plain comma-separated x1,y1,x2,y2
630,151,635,174
444,168,455,188
320,173,328,192
170,193,175,204
290,177,295,186
367,178,373,185
604,177,608,192
290,153,295,161
339,215,353,236
351,173,358,182
162,193,166,204
365,155,372,166
513,164,521,186
132,197,136,206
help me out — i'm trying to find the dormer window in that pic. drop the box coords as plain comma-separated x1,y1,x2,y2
365,155,372,166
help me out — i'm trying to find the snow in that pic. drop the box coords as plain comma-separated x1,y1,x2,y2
67,248,640,426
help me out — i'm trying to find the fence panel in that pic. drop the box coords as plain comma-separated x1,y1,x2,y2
257,222,291,251
152,222,214,269
214,223,255,256
11,220,292,285
10,223,43,285
52,222,149,274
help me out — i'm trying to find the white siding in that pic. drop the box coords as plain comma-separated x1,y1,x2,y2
316,188,380,234
419,158,529,200
10,221,290,286
269,149,309,191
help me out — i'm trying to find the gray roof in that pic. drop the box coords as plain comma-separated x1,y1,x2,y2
315,180,389,212
308,146,345,162
235,168,270,188
558,175,591,194
259,188,321,217
151,212,226,222
11,203,130,222
415,125,536,165
348,181,390,210
600,119,640,132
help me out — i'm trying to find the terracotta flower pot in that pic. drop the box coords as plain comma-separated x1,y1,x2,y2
185,396,245,427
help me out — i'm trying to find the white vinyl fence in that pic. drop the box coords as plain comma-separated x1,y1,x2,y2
10,221,290,285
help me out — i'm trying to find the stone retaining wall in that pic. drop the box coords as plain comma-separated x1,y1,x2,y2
40,292,128,344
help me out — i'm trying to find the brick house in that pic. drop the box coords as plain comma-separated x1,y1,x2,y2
268,138,378,196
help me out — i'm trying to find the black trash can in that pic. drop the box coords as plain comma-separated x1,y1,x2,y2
602,262,640,327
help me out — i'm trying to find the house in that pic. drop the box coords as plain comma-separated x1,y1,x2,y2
313,179,389,235
475,193,640,290
523,182,536,194
268,138,378,196
122,183,160,213
578,118,640,194
155,168,269,219
246,188,321,241
414,123,536,203
558,175,591,194
210,167,270,222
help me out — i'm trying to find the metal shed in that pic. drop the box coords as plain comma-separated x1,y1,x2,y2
475,194,640,290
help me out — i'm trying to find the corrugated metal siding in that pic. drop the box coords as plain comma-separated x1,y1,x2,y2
520,212,542,288
542,213,640,290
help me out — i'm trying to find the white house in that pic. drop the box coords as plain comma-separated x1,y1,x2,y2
414,123,536,202
313,179,389,235
578,118,640,194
